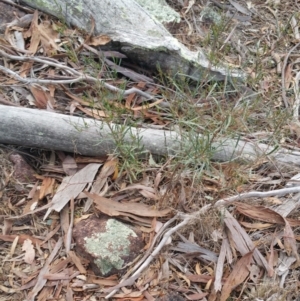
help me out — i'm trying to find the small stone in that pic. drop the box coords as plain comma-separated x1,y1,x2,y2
9,153,36,183
73,215,144,276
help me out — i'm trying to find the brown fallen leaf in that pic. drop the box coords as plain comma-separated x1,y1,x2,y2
186,274,214,283
29,85,49,109
62,155,78,176
92,278,119,286
284,63,293,89
283,218,300,265
84,191,171,218
88,35,111,46
131,98,163,111
44,163,101,219
50,258,70,274
223,210,273,276
74,214,92,225
76,105,107,119
125,82,145,108
115,211,153,226
23,188,40,214
186,292,208,300
139,189,159,200
239,221,274,230
113,292,143,299
39,177,55,200
120,183,159,200
0,285,17,293
43,271,79,280
0,234,43,245
41,224,60,246
84,157,118,211
120,184,156,193
60,204,70,242
68,251,87,274
26,10,61,54
235,202,300,227
220,251,253,301
39,19,61,56
91,157,117,194
63,89,92,106
22,239,35,264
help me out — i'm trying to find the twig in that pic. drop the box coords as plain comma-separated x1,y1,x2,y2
219,23,237,51
0,50,156,99
0,50,78,73
214,186,300,207
0,65,86,85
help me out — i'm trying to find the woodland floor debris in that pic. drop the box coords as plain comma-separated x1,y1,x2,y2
1,0,300,301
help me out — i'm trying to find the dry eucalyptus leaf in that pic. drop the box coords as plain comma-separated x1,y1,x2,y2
22,239,35,264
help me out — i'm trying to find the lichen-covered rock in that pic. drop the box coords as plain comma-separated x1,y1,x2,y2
73,215,144,276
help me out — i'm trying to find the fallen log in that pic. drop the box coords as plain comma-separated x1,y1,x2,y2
1,105,300,168
19,0,245,82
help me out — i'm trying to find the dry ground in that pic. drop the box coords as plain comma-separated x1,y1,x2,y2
1,0,300,300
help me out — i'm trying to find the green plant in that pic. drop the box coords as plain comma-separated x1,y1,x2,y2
106,122,148,182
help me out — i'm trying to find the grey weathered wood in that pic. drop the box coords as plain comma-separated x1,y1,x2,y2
1,105,300,168
0,105,180,156
20,0,245,82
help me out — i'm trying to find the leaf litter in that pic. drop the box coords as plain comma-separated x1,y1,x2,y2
1,0,300,300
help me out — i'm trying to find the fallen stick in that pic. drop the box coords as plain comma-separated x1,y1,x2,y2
1,105,300,169
0,50,156,100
